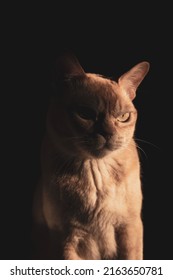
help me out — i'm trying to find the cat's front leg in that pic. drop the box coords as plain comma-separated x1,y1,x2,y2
63,230,101,260
117,218,143,260
63,241,83,260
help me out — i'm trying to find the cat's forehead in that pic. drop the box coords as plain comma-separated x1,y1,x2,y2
75,73,124,109
81,73,119,103
63,73,134,113
86,73,118,91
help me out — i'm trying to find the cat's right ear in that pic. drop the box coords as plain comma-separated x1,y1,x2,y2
118,61,150,100
55,51,86,80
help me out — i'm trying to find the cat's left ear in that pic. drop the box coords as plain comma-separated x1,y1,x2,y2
56,51,86,80
118,62,150,100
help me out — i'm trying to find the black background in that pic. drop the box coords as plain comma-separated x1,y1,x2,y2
2,4,173,260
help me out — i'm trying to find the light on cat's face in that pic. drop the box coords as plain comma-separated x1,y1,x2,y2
50,74,140,159
68,103,136,158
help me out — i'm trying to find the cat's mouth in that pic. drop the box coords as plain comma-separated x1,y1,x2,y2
88,140,122,158
80,134,123,158
90,145,116,158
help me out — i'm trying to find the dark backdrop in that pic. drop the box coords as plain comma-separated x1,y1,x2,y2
2,5,173,260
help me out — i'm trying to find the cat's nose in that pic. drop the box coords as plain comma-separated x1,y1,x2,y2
95,134,107,149
102,119,115,138
95,118,115,140
104,134,112,141
97,132,113,143
99,131,113,141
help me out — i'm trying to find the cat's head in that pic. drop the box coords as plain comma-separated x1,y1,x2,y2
47,52,150,159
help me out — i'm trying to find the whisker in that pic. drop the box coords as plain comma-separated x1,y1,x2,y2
130,141,148,159
134,138,160,150
135,144,148,159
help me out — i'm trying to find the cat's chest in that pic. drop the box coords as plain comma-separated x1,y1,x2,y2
86,159,116,197
84,158,127,217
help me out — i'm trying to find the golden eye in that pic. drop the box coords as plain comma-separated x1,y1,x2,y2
117,112,130,122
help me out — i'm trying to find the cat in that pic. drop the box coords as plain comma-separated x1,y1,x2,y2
32,52,150,260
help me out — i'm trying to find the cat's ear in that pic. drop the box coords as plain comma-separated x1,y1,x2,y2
56,51,86,80
118,62,150,100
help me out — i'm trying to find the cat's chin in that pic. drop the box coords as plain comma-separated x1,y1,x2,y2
89,147,114,159
87,143,124,159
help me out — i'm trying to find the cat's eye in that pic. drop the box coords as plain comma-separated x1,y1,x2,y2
75,106,97,121
117,112,130,122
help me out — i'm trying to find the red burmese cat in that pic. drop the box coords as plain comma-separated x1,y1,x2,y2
32,53,150,260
